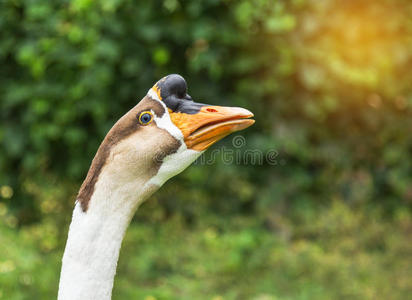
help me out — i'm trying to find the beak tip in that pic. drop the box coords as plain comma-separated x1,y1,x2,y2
240,118,255,130
236,107,254,118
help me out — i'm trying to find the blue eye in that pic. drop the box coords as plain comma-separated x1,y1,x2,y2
138,112,153,125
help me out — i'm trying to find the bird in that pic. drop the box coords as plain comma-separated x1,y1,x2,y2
58,74,254,300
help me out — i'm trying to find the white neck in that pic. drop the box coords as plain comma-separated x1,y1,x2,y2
58,141,202,300
58,173,157,300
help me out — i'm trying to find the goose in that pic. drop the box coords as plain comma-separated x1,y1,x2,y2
58,74,254,300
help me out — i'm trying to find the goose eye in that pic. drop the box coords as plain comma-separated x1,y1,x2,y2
138,111,153,125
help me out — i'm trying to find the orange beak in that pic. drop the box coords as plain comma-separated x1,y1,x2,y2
169,106,255,151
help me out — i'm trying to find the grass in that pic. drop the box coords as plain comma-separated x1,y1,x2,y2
0,201,411,300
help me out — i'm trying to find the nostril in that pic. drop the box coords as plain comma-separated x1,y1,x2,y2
206,108,217,113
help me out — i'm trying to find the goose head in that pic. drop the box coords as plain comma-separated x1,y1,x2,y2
77,74,254,211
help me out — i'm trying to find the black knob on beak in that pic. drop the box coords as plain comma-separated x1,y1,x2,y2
157,74,188,100
154,74,204,114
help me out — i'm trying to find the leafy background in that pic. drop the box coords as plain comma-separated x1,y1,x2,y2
1,0,412,299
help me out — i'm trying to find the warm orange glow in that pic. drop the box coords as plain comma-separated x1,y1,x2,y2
299,3,406,92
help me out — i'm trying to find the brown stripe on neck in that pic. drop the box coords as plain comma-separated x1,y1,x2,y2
77,96,166,212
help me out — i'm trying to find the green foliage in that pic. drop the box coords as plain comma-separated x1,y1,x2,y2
1,203,411,299
1,0,412,299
